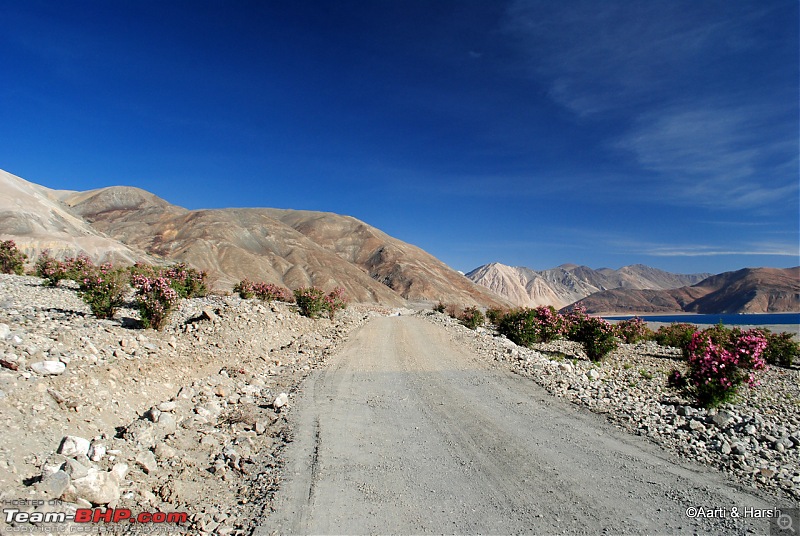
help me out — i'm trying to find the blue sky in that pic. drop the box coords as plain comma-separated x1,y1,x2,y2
1,0,797,275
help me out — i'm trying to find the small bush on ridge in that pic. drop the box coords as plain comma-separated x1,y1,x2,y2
294,287,329,319
323,287,347,319
78,263,129,319
433,302,446,314
680,330,768,408
459,306,485,330
253,282,293,303
132,274,180,330
485,307,505,326
234,279,256,299
35,250,67,287
572,315,619,361
163,263,207,298
0,240,27,275
653,323,698,355
615,317,653,344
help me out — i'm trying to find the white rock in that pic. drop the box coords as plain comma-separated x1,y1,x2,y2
71,469,120,505
31,360,66,375
586,369,601,381
272,392,289,409
157,401,178,412
88,443,106,462
58,436,91,458
0,323,9,339
558,363,573,373
135,450,158,474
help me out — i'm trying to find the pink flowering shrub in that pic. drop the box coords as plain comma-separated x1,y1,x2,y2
163,263,207,298
614,317,653,343
62,253,95,282
294,287,347,319
572,315,619,361
35,250,67,287
254,282,293,303
234,279,256,299
680,330,768,407
132,274,180,330
497,306,565,346
563,305,590,341
78,263,129,319
323,287,347,320
293,287,327,318
0,240,27,275
459,306,485,330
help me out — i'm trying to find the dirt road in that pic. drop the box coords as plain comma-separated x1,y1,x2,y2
257,316,781,534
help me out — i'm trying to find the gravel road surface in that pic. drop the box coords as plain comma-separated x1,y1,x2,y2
258,316,782,534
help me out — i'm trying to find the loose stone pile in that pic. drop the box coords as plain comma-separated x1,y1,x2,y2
0,274,372,535
420,310,800,503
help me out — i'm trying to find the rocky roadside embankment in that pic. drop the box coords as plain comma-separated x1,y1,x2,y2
419,310,800,503
0,274,376,535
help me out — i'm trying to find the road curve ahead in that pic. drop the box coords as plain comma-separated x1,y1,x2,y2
257,316,777,535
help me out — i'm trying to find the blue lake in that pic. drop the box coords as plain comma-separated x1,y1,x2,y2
602,313,800,326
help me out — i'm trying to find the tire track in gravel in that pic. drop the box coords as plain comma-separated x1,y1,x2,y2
257,316,780,535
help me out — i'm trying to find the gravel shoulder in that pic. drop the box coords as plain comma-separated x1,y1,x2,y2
259,316,784,535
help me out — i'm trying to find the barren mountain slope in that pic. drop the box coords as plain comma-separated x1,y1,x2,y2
59,185,508,306
569,267,800,313
63,188,405,304
0,169,151,263
260,209,511,308
467,262,710,309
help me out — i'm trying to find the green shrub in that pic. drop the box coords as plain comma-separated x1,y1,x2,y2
35,251,67,287
433,302,446,313
758,330,799,368
234,279,255,299
62,253,95,282
615,317,653,343
459,306,485,330
254,282,293,303
78,264,129,319
681,330,768,408
164,263,207,298
294,287,328,319
497,308,539,347
323,287,347,320
0,240,26,275
572,316,619,361
485,307,505,326
132,274,180,330
653,323,698,354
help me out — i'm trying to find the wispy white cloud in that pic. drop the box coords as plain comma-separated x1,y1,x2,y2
612,238,800,258
616,101,799,208
502,0,798,210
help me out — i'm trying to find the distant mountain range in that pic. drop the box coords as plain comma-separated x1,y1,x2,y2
566,267,800,314
0,169,508,308
466,262,712,310
3,168,796,314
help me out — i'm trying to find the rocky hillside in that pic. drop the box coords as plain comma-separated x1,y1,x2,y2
0,169,508,308
0,273,377,535
466,262,710,309
568,267,800,314
0,169,154,264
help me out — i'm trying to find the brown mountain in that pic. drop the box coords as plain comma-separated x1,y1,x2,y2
466,262,710,309
1,169,508,307
566,267,800,314
0,169,154,264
